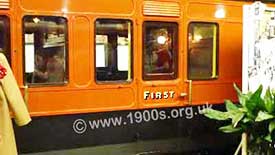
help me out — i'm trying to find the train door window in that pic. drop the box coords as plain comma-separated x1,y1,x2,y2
143,22,178,80
188,22,218,80
95,19,132,82
23,16,68,85
0,16,10,64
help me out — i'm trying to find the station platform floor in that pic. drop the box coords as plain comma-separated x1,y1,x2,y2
20,137,237,155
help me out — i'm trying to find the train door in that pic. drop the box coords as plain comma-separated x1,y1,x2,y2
139,1,187,109
186,22,219,104
140,21,186,108
94,18,136,111
21,15,69,114
184,1,242,105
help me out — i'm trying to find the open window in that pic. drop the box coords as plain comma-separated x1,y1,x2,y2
23,16,68,85
143,22,178,80
188,22,219,80
0,16,10,64
95,19,132,82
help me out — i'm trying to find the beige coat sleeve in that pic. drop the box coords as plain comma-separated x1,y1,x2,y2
0,53,31,126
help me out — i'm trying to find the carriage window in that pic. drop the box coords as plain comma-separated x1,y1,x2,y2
143,22,178,80
188,23,218,80
95,19,132,82
0,16,10,64
23,16,68,85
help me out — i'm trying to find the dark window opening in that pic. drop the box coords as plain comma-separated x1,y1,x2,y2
95,19,132,82
143,21,178,80
23,16,68,85
188,22,219,80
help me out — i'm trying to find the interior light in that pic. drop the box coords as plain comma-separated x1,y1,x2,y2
62,8,68,13
215,7,226,19
33,17,40,24
194,35,202,42
157,36,166,44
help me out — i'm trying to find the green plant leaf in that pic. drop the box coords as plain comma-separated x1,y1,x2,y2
233,83,246,106
242,117,252,123
251,85,263,100
264,134,272,143
271,89,275,97
233,83,242,97
264,87,275,113
225,100,239,111
202,109,230,120
245,85,263,112
219,124,242,133
244,100,259,120
231,112,245,127
255,111,275,122
269,121,275,133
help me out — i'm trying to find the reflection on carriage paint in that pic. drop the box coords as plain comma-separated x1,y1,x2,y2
243,2,275,93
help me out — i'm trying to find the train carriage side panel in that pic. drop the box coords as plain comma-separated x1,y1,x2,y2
186,1,243,104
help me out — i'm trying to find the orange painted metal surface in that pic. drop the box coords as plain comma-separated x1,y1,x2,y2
72,16,92,87
0,0,253,117
20,0,134,14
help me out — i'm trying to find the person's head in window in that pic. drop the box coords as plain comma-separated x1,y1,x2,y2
44,48,65,83
151,29,172,73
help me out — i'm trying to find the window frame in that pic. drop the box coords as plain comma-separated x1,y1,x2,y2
0,15,11,64
22,15,69,87
94,18,133,84
142,21,178,81
187,22,219,80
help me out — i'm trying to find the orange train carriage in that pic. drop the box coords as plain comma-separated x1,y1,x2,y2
0,0,260,154
0,0,244,117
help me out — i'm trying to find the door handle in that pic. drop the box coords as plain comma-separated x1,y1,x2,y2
179,92,187,97
185,80,192,104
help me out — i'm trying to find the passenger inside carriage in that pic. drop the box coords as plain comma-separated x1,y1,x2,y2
32,53,48,83
143,22,177,78
24,16,67,85
152,42,172,73
149,30,173,73
32,49,65,83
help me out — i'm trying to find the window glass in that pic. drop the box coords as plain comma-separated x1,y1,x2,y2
95,19,132,82
188,23,218,80
0,16,10,63
23,16,68,85
143,22,178,80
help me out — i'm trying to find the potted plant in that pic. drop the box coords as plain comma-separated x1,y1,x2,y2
203,84,275,155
